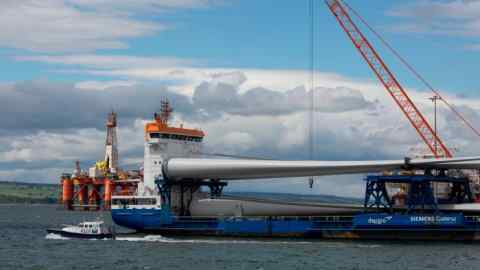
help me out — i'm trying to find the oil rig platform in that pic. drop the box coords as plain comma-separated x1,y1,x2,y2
59,111,139,210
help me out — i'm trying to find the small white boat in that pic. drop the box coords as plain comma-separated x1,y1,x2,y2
47,220,115,239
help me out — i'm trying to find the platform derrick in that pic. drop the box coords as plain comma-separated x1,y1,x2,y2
60,111,140,211
105,110,118,174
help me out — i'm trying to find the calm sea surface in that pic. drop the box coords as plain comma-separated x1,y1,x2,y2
1,204,480,270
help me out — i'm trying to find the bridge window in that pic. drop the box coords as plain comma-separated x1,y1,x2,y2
150,133,160,138
112,198,157,206
137,198,157,205
150,133,203,142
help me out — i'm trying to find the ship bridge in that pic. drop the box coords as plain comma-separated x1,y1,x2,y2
140,99,205,196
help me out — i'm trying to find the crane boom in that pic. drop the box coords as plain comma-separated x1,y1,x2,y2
325,0,452,158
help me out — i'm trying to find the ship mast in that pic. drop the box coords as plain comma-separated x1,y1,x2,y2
155,98,173,126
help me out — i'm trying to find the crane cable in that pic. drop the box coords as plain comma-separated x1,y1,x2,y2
341,0,480,139
198,152,273,160
308,0,315,188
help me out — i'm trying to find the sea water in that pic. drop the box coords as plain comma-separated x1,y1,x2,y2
1,204,480,270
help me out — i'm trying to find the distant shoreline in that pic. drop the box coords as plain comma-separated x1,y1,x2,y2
0,181,58,204
0,203,56,206
0,181,362,205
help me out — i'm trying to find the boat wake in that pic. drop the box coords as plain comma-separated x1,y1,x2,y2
45,233,69,240
115,235,313,245
45,233,381,247
45,233,112,241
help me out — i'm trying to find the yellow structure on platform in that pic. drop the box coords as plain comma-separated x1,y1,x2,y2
95,160,108,174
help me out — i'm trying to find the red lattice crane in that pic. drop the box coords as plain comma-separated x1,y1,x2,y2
325,0,452,158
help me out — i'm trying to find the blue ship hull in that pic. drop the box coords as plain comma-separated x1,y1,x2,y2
112,208,480,240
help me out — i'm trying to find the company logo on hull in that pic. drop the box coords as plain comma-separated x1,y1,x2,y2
410,216,457,224
356,214,463,227
367,216,392,225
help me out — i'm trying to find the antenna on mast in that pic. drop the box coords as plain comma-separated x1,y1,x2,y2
155,98,173,125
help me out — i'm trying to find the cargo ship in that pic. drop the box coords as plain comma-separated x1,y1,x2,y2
111,101,480,241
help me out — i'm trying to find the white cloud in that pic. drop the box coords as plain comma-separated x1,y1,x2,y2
75,80,138,90
192,78,375,117
0,80,193,131
71,66,382,98
91,68,357,95
389,0,480,20
0,0,218,52
83,66,480,120
220,132,257,153
388,0,480,38
0,168,66,183
69,0,219,12
1,69,480,197
210,71,247,88
464,43,480,51
0,129,104,163
0,118,145,173
16,55,195,69
0,1,161,52
15,52,394,98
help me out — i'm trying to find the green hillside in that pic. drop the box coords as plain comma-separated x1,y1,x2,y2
0,181,362,205
0,181,59,204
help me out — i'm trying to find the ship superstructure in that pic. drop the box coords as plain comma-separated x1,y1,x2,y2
138,99,204,196
111,100,208,215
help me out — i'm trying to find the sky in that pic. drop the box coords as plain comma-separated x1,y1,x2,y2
2,0,480,197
